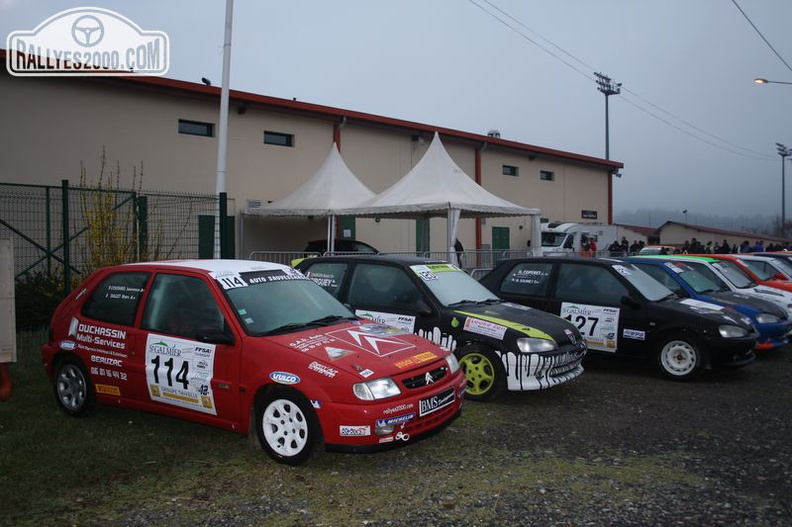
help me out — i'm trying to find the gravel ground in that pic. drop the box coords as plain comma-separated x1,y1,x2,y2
111,347,792,527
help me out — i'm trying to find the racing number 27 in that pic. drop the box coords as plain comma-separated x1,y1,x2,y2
564,314,599,337
150,355,189,390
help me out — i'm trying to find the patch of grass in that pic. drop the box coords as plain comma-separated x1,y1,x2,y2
0,335,709,525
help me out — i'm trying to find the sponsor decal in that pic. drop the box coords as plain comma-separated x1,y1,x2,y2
6,7,170,77
95,383,121,396
383,402,415,415
327,326,414,357
325,346,354,360
145,334,217,415
419,387,455,417
664,262,685,273
564,328,577,345
90,366,128,382
561,303,620,353
378,436,396,444
359,369,374,378
376,412,416,428
311,400,322,409
339,425,371,437
308,361,338,378
355,310,416,333
623,329,646,340
59,340,77,351
612,264,633,276
70,320,127,351
394,351,439,369
463,317,507,340
455,311,553,341
305,271,338,289
90,354,123,368
270,371,300,385
289,334,333,353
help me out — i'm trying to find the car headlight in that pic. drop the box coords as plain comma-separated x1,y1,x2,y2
445,353,460,375
353,377,401,401
755,313,781,324
718,325,749,338
517,337,558,353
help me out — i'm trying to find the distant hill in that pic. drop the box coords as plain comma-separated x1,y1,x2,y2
615,209,776,235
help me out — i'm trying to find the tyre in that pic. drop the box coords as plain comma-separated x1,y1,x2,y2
255,388,321,465
656,333,705,381
457,345,507,402
54,357,95,417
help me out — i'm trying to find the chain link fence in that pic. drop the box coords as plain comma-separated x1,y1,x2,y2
2,181,233,353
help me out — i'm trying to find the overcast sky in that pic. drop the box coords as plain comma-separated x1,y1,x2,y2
3,1,792,225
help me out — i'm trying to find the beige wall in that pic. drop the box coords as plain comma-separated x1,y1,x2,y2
0,71,612,258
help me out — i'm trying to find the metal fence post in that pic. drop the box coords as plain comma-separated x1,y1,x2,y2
219,192,228,259
61,179,70,294
137,195,148,261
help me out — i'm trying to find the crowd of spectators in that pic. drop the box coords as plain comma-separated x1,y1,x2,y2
607,236,792,256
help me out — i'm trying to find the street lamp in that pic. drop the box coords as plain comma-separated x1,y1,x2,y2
595,72,621,160
778,143,792,235
755,78,792,86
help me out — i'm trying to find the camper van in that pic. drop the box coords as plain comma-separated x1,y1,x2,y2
539,222,618,256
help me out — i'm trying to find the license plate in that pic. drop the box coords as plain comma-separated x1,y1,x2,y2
419,387,455,417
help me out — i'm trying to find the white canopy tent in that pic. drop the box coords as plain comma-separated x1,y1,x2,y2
335,132,542,263
245,143,375,251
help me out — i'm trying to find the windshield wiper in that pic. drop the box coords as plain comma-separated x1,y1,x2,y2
306,314,357,326
262,322,312,335
447,299,477,307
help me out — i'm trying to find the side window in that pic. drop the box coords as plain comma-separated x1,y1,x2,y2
141,273,224,340
82,272,150,326
348,264,422,311
635,264,686,296
303,262,348,298
500,262,553,297
555,264,628,306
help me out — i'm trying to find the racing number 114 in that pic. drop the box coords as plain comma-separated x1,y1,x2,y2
150,355,189,390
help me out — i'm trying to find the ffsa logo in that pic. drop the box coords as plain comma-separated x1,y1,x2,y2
6,7,169,76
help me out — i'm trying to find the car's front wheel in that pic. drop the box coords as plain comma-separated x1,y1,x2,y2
458,345,506,401
255,388,321,465
54,357,95,417
656,333,704,381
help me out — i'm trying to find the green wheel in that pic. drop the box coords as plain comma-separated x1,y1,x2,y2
458,345,506,402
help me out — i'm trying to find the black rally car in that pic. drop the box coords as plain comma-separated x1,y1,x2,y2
294,256,587,401
479,257,757,380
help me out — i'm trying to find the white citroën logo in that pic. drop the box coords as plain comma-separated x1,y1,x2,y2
71,15,104,47
425,371,434,385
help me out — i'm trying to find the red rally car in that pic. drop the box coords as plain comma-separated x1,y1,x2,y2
41,260,465,465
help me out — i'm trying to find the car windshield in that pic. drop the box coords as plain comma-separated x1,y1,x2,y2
410,263,499,306
709,260,757,289
541,232,566,247
221,271,355,336
663,261,729,293
768,257,792,276
612,263,673,301
739,259,776,281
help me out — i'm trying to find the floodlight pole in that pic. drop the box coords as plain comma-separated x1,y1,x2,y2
215,0,234,258
778,143,792,235
595,72,621,160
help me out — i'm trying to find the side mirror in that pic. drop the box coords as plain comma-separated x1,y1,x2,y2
774,272,788,281
196,327,235,345
416,300,432,316
620,295,641,309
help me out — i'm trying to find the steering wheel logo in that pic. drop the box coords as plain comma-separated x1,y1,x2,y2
71,15,104,47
